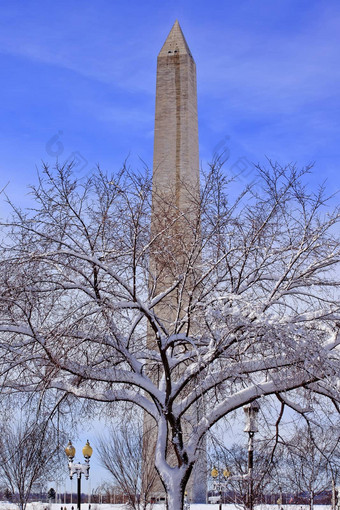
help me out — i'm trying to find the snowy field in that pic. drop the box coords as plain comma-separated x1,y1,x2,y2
0,504,332,510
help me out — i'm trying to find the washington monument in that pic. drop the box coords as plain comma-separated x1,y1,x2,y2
153,20,199,210
146,20,206,503
150,20,200,316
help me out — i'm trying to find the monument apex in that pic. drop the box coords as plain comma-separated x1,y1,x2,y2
158,19,192,56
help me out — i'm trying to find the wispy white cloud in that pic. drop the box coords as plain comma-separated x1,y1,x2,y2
0,3,157,94
196,15,340,115
0,0,339,204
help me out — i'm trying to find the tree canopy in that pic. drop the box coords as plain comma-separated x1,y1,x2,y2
0,161,339,510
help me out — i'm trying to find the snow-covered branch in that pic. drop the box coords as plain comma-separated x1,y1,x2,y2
0,162,339,507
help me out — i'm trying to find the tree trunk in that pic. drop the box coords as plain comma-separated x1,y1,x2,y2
310,489,314,510
166,484,184,510
332,478,336,510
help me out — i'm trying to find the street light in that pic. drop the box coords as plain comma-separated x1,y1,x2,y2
243,401,260,510
211,466,231,510
65,440,93,510
184,490,190,510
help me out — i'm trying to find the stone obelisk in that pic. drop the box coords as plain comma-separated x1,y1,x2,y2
150,20,200,325
153,19,199,211
145,21,206,504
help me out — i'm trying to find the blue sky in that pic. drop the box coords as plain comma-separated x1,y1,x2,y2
0,0,339,487
0,0,339,213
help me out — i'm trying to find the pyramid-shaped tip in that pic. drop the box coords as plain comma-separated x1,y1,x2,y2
158,20,193,58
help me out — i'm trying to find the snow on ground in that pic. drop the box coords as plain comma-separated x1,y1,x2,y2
0,504,332,510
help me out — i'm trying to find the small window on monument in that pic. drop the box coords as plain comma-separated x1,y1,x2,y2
168,50,172,53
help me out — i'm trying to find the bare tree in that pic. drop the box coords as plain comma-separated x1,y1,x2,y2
97,417,156,510
209,441,249,505
276,422,340,510
0,161,339,510
0,411,64,510
209,433,280,506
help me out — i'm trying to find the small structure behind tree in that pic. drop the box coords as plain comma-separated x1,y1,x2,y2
48,487,56,503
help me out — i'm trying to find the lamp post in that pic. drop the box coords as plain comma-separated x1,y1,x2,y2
184,490,190,510
336,486,340,510
243,401,260,510
65,440,93,510
211,466,231,510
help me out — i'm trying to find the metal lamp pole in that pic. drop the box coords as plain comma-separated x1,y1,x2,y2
211,467,231,510
243,401,260,510
65,440,93,510
211,467,222,510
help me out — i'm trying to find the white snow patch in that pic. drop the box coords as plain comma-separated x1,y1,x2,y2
0,503,331,510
